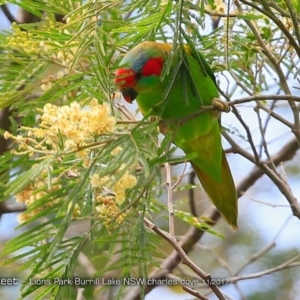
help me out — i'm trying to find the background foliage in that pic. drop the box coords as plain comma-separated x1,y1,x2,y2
0,1,300,300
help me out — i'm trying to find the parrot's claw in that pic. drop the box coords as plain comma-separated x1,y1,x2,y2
212,98,230,113
150,116,169,135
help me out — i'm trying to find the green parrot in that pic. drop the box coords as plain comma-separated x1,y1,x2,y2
115,41,238,230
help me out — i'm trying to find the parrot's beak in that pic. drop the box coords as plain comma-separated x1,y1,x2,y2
120,87,138,103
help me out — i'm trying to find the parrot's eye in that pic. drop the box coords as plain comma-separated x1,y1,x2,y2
135,72,142,81
141,57,164,77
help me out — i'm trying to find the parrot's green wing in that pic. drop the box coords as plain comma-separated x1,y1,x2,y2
174,47,238,229
190,49,217,85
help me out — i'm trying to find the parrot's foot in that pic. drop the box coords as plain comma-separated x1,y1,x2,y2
212,98,230,113
150,116,169,135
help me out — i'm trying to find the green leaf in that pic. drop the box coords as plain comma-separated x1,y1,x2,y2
4,159,52,197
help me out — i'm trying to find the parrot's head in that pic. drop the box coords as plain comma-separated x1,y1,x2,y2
115,41,171,103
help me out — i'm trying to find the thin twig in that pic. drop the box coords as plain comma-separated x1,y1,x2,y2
228,256,300,283
143,217,227,300
182,286,210,300
224,132,300,218
1,4,17,23
77,252,97,277
235,0,300,146
235,216,292,275
75,288,86,300
164,163,175,237
188,169,197,217
124,207,220,300
0,204,26,214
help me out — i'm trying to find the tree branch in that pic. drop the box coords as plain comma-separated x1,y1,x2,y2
124,131,300,300
1,4,17,23
124,207,220,300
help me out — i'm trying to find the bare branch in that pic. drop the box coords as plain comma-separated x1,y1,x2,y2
124,207,221,300
1,4,17,23
143,217,227,300
0,205,26,215
188,169,198,216
75,288,86,300
224,132,300,217
164,163,175,237
228,255,300,283
182,286,210,300
234,0,300,145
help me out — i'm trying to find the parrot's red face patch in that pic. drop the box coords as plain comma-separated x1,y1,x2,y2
115,57,164,88
115,69,138,103
115,57,164,103
115,68,136,89
115,69,137,103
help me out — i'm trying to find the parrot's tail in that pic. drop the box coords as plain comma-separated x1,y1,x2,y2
191,151,238,230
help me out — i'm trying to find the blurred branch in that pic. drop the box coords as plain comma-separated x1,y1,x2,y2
17,8,40,23
229,94,300,105
125,114,300,300
0,205,26,214
143,217,227,300
234,0,290,93
164,163,176,236
234,0,300,146
228,70,253,95
269,1,300,21
182,286,209,300
255,104,274,161
0,107,13,218
240,0,300,58
228,254,300,283
1,4,17,23
124,207,220,300
231,105,260,162
0,107,11,155
195,244,245,299
284,0,300,45
77,252,97,277
224,133,300,218
235,215,292,275
254,101,293,129
75,288,86,300
188,169,197,216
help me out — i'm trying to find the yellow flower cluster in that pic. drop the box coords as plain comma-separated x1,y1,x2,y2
40,71,66,91
90,164,137,228
6,25,39,54
4,99,139,225
40,100,115,150
16,171,61,223
6,21,81,67
91,165,137,205
5,99,116,158
96,196,126,229
67,202,81,220
4,100,118,224
205,0,226,14
113,172,137,204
